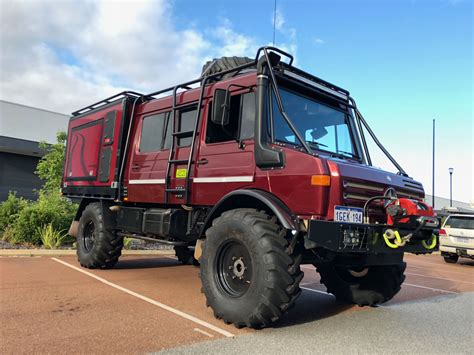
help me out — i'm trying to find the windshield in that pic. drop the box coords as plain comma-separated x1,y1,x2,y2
271,87,358,158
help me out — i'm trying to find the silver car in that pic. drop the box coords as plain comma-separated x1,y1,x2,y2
439,214,474,263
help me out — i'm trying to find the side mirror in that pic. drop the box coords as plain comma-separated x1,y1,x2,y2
212,89,230,126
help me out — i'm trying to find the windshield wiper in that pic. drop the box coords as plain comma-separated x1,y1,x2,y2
305,140,328,148
337,150,359,159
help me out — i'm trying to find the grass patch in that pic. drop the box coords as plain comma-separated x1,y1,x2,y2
37,223,68,249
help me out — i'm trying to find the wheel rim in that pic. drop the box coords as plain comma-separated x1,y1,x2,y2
83,220,96,252
215,240,253,297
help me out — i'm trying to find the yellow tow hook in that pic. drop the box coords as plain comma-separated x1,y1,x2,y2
422,234,437,250
383,229,403,249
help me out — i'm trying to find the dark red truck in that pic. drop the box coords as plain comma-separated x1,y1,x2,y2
63,47,438,328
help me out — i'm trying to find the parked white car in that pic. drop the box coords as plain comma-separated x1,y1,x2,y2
439,214,474,263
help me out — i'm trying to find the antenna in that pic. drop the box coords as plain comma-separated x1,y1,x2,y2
432,118,435,209
272,0,277,46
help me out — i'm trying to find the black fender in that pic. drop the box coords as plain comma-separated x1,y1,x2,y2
72,198,116,229
199,189,298,237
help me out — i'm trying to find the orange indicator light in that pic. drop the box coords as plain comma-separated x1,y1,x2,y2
311,175,331,186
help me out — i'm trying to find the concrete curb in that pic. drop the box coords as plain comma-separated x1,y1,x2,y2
0,249,175,257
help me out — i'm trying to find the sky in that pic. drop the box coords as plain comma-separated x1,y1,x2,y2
0,0,472,204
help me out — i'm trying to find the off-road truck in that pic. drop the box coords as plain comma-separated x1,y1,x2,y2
62,47,439,328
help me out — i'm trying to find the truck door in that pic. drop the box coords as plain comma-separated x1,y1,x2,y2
126,110,171,203
127,106,199,204
194,91,255,205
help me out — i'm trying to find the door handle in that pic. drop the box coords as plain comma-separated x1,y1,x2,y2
197,158,208,165
132,164,141,170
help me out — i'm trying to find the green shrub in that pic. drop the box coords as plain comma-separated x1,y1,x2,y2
0,192,29,233
37,223,68,249
1,226,16,242
8,192,77,245
36,131,67,194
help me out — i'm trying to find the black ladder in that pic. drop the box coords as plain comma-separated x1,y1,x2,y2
164,76,210,204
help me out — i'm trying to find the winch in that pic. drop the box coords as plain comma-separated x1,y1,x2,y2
383,198,438,249
386,198,438,228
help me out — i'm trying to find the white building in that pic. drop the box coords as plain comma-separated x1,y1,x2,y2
0,100,69,200
425,194,474,213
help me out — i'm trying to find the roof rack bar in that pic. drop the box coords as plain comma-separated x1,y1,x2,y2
72,90,145,116
145,61,257,98
255,46,294,65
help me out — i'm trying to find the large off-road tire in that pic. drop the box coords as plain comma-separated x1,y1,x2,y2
201,57,254,79
76,203,123,269
442,253,459,264
174,246,199,266
200,209,303,329
316,261,407,306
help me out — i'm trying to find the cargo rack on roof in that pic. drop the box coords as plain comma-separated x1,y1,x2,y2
71,91,146,116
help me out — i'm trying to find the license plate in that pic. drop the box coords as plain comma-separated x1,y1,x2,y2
456,237,469,244
334,206,363,224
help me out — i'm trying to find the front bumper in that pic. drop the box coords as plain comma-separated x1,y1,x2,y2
306,220,438,254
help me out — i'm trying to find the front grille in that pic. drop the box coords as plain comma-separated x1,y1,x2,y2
342,180,385,206
342,178,425,223
342,180,384,203
343,179,425,205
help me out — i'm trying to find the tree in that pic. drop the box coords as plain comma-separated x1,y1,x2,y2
35,131,67,193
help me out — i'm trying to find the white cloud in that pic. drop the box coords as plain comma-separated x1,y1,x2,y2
0,0,256,114
271,9,297,61
274,9,285,31
210,19,258,58
313,38,325,45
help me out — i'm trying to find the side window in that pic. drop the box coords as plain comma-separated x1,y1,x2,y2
206,92,255,144
178,107,197,147
239,92,255,140
163,113,172,149
139,113,166,152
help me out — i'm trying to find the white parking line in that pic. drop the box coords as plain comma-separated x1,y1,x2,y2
405,272,474,284
301,286,333,296
402,283,458,294
51,257,235,338
301,264,461,295
193,328,214,338
164,255,178,260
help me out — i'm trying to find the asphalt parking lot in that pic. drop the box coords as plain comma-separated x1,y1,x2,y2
1,253,473,354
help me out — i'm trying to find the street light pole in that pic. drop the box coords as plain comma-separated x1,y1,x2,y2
432,119,435,208
449,167,454,207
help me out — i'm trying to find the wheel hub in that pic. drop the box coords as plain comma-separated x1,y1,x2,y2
215,240,253,297
232,257,247,278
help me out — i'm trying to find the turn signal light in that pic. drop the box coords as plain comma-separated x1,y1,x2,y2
311,175,331,186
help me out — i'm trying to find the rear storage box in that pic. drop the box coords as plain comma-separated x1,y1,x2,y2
62,93,140,199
